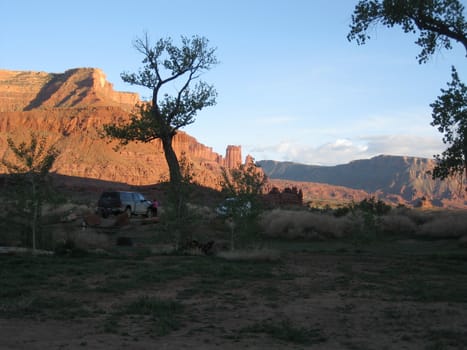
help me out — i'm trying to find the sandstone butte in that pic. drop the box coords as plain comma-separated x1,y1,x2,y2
0,68,253,189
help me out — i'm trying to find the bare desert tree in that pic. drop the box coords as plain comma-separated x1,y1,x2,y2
104,34,218,201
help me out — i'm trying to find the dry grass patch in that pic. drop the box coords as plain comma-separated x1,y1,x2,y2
417,211,467,238
259,209,348,239
381,213,417,235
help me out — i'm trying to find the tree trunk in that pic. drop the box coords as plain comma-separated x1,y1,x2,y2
463,148,467,192
464,159,467,192
31,176,37,253
161,135,182,187
161,133,187,220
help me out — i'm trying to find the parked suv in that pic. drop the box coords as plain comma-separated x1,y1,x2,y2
97,191,153,218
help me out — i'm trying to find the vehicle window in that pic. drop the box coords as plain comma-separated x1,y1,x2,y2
121,192,131,201
101,192,118,200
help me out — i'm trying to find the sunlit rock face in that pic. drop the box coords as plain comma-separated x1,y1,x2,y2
0,68,258,189
0,68,139,112
224,145,242,169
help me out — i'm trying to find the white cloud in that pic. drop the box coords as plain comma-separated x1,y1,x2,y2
247,134,445,165
362,135,444,158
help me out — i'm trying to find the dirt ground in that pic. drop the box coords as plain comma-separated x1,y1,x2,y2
2,230,467,350
1,196,467,350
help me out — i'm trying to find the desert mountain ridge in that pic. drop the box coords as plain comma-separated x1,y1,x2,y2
0,67,465,208
0,67,247,188
258,156,466,208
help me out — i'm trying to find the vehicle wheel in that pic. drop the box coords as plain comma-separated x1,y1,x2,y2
146,208,153,218
125,207,132,218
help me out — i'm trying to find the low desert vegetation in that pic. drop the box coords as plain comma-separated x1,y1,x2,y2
1,190,467,349
259,199,467,243
1,150,467,349
259,209,350,239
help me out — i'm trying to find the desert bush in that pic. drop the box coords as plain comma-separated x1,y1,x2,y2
402,208,437,225
259,209,349,239
354,197,391,216
380,212,417,235
416,211,467,238
333,197,391,217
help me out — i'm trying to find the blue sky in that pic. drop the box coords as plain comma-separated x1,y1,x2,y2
1,0,466,165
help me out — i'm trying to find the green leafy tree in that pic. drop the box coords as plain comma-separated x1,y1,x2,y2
348,0,467,64
1,133,59,251
220,161,267,250
348,1,467,185
430,66,467,182
103,34,218,197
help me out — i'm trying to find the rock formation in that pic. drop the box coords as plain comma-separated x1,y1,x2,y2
0,68,139,112
224,145,242,169
0,68,256,189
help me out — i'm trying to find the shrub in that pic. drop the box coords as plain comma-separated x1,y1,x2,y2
259,209,349,239
380,213,417,235
354,197,391,216
417,211,467,238
403,208,436,225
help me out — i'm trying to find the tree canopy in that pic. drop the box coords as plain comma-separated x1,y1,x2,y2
430,66,467,181
104,34,218,186
348,0,467,186
348,0,467,63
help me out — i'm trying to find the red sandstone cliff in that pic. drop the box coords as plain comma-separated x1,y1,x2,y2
0,68,139,112
0,68,253,188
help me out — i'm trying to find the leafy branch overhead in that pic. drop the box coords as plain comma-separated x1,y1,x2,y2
348,0,467,63
430,66,467,180
348,0,467,185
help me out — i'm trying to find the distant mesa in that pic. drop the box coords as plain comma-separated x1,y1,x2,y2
258,156,465,208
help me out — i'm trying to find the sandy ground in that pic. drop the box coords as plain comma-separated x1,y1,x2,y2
1,249,467,350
